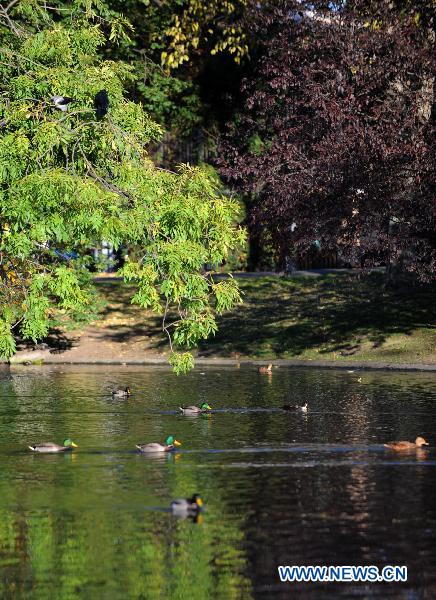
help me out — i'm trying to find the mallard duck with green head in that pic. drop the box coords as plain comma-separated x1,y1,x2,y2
179,402,211,415
136,435,182,453
28,438,78,453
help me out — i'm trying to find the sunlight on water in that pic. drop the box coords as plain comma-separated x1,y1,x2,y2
0,365,436,599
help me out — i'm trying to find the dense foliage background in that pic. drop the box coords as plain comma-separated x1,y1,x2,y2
0,0,434,367
219,0,435,277
0,0,245,371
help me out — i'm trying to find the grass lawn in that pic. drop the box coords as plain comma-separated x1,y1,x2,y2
94,272,436,364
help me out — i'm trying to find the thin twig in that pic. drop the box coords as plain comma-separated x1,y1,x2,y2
0,5,20,35
162,296,174,351
5,0,20,12
77,145,136,205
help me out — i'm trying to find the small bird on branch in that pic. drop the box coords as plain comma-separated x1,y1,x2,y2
94,89,109,118
50,95,74,112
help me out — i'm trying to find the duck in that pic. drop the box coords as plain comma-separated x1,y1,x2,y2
112,387,131,398
179,402,211,415
384,437,429,451
28,438,78,453
282,403,308,412
258,364,273,373
171,493,203,516
136,435,182,453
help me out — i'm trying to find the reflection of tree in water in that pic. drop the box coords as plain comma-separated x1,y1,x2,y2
0,500,252,599
0,369,253,599
1,367,436,598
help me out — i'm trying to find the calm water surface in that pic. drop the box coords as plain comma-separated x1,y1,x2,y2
1,365,436,599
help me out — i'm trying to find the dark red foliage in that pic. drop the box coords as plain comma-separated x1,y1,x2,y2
219,0,435,278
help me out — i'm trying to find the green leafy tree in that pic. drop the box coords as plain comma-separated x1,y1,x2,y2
1,1,251,137
160,0,249,71
106,1,204,127
0,1,244,372
136,59,202,135
100,0,249,71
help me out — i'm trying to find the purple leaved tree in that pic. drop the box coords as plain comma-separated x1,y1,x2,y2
219,0,435,279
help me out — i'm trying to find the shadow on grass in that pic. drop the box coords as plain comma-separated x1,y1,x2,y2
15,329,78,354
85,273,435,360
91,281,166,344
196,273,436,358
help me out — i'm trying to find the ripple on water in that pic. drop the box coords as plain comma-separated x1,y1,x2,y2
0,365,435,599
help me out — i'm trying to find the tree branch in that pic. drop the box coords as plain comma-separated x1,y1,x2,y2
0,5,21,35
5,0,20,12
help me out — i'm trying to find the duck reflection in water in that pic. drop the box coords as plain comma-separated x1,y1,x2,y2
171,494,204,523
137,451,181,463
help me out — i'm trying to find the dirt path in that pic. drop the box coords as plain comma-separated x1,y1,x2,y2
8,327,436,372
6,273,436,371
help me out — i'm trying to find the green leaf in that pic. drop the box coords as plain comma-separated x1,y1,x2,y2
169,351,195,374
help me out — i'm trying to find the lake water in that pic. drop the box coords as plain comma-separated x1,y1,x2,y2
1,364,436,599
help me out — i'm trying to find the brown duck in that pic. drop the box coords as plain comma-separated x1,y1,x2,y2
258,364,273,373
384,436,429,451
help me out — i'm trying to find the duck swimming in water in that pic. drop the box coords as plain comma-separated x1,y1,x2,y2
179,402,211,415
112,387,131,398
258,364,273,373
136,435,181,453
384,436,429,451
28,438,78,453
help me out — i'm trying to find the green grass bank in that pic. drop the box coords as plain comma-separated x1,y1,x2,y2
94,272,436,365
